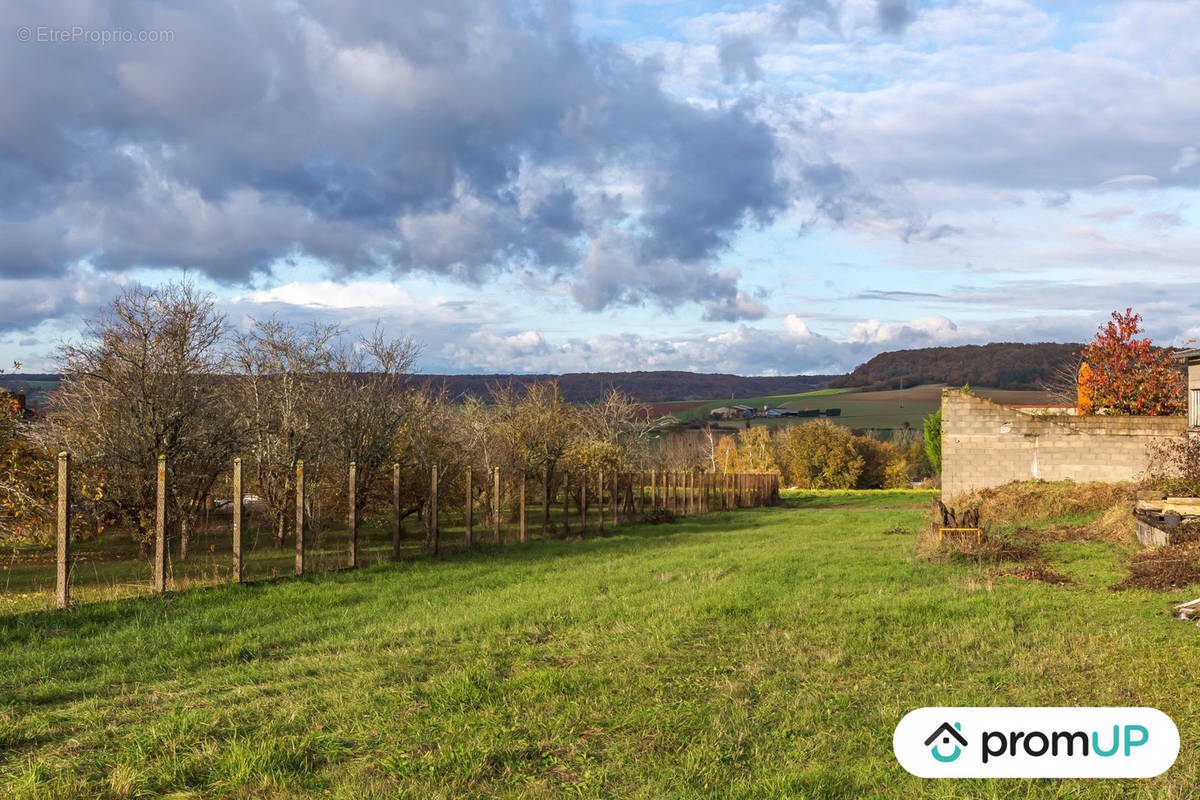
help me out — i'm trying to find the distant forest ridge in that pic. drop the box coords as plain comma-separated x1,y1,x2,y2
413,371,838,403
5,339,1172,404
831,342,1086,391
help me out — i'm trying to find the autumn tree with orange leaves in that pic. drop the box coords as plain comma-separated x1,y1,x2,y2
1079,309,1184,416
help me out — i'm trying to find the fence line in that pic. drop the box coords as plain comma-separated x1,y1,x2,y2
48,454,782,609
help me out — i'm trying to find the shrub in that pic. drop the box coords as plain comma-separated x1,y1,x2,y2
775,420,862,489
923,409,942,474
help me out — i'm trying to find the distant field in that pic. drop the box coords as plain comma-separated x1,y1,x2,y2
0,378,58,409
671,385,1059,433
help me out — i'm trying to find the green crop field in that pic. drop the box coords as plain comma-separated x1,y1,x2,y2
673,385,1060,434
3,491,1197,798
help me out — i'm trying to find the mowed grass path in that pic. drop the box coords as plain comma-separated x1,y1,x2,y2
3,492,1199,798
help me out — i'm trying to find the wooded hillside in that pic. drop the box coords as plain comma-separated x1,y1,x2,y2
830,343,1085,391
415,371,837,403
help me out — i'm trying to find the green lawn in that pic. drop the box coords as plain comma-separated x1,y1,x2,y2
2,491,1199,798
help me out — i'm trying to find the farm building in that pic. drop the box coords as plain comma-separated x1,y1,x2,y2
710,405,755,420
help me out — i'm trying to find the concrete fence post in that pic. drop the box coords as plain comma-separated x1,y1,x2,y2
562,474,570,536
493,466,501,545
430,464,439,555
392,462,401,559
597,472,604,533
347,461,358,569
295,460,305,576
154,454,167,593
579,473,587,533
610,470,618,527
464,465,473,548
519,473,527,542
542,468,550,538
56,452,70,608
232,457,243,583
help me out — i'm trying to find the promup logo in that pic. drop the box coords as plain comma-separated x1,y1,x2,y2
924,722,967,763
894,707,1179,778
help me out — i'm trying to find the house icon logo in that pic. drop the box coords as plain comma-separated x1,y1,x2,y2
924,721,967,763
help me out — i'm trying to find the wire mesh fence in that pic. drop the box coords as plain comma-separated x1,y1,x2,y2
3,455,781,613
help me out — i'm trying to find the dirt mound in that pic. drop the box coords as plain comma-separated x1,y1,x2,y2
1110,541,1200,591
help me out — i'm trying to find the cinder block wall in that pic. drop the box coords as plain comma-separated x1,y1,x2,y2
940,389,1186,499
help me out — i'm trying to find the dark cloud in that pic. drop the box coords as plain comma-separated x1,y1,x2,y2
777,0,917,38
876,0,915,35
702,291,768,322
777,0,842,37
0,0,788,312
0,268,125,333
1041,191,1072,208
718,34,763,83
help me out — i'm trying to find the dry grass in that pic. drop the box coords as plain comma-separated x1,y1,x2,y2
920,481,1140,581
948,480,1136,532
933,480,1200,591
915,524,1039,564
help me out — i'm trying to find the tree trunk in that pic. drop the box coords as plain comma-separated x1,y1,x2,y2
275,513,286,549
180,517,191,561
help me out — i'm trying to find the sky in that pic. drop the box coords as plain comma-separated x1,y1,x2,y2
3,0,1200,376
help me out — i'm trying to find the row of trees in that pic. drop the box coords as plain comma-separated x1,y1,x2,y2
0,283,669,552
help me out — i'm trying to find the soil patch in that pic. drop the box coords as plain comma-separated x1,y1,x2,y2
1110,541,1200,591
992,563,1071,584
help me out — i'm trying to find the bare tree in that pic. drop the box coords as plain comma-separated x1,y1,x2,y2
46,283,234,557
1040,352,1084,407
326,325,419,517
231,318,339,548
492,381,577,537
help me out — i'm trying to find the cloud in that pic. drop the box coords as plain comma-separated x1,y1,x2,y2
0,0,789,313
718,33,763,82
1172,146,1200,174
0,267,126,333
876,0,915,35
703,291,768,322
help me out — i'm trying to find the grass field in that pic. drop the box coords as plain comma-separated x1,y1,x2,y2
3,491,1199,798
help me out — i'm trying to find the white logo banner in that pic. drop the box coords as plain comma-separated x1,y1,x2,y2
894,707,1179,778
